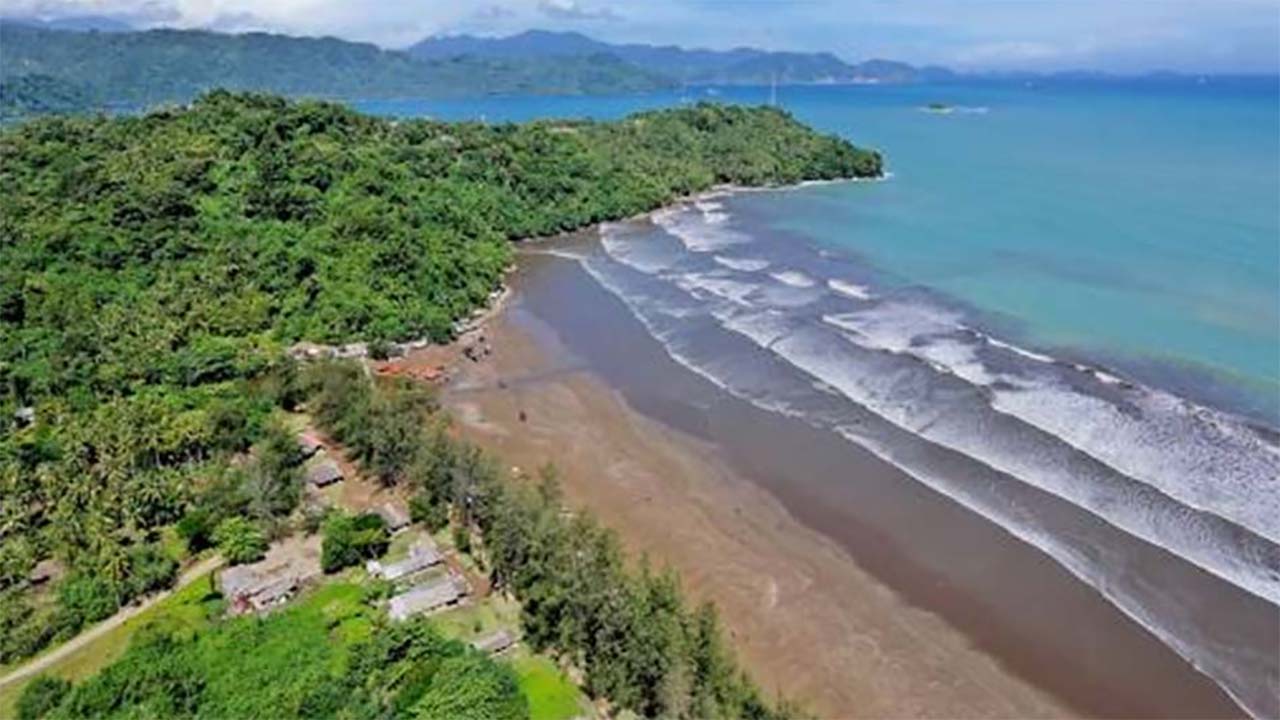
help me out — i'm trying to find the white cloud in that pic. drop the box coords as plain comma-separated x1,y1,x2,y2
536,0,619,22
955,40,1062,66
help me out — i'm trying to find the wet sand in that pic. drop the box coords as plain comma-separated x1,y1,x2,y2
437,247,1247,718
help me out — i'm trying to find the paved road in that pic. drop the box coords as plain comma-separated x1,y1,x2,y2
0,555,222,691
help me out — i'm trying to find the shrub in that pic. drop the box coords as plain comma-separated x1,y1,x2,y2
56,573,119,629
212,517,268,565
176,509,216,553
16,675,71,720
122,543,179,598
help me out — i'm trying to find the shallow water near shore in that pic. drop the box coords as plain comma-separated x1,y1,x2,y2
507,246,1261,717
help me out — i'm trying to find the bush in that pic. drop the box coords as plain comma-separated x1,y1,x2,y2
16,675,71,720
451,525,471,555
212,517,268,565
321,512,389,573
368,339,393,361
122,543,178,598
56,573,119,629
176,509,216,553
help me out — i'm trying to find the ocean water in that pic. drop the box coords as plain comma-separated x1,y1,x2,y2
357,79,1280,716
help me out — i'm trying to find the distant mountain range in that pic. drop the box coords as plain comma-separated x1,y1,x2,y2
0,23,674,116
0,22,954,119
408,30,956,85
2,21,1251,120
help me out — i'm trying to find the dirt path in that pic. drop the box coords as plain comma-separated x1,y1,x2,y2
0,555,223,691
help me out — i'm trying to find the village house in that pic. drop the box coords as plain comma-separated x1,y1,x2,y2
387,572,468,621
219,563,300,614
470,629,516,655
366,539,441,581
375,502,412,533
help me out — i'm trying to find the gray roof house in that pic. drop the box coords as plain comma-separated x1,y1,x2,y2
388,573,468,621
470,630,516,655
219,563,299,614
366,540,441,581
305,458,344,487
376,502,412,532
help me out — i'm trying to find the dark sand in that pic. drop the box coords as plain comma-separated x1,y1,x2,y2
440,245,1249,718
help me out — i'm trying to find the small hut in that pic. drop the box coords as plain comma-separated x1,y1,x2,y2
470,630,516,655
297,432,324,459
375,502,412,533
305,458,344,487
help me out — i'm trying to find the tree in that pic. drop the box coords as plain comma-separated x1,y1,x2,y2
411,654,528,720
212,517,267,565
320,512,389,573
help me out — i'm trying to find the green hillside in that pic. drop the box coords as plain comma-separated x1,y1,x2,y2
0,24,673,113
0,91,881,673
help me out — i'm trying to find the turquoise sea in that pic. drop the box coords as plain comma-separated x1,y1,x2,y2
361,79,1280,424
357,79,1280,716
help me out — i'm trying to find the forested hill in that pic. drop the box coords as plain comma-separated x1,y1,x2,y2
0,23,673,113
0,93,880,678
409,29,957,85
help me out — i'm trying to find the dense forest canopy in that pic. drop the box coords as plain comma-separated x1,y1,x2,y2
0,75,94,119
0,23,673,114
0,90,879,681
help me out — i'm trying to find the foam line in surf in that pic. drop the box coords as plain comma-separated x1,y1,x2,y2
569,249,1278,718
828,278,873,299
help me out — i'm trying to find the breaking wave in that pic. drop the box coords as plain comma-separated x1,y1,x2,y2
586,196,1280,717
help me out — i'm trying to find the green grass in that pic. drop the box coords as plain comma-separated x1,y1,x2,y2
513,655,585,720
432,594,521,642
0,570,220,718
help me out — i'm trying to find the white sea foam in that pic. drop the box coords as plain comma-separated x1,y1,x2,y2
991,383,1280,548
713,255,771,272
768,323,1280,605
823,302,1280,562
569,209,1280,719
671,272,758,307
653,204,747,252
770,270,817,288
986,336,1055,364
694,199,730,224
822,302,963,353
600,225,677,274
526,247,588,261
1095,370,1123,385
827,278,873,300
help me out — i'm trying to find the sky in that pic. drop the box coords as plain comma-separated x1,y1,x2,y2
3,0,1278,73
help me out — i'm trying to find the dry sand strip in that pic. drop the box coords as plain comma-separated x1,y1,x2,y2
435,307,1073,719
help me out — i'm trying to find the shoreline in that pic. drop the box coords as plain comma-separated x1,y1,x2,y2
434,291,1066,717
422,242,1252,718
